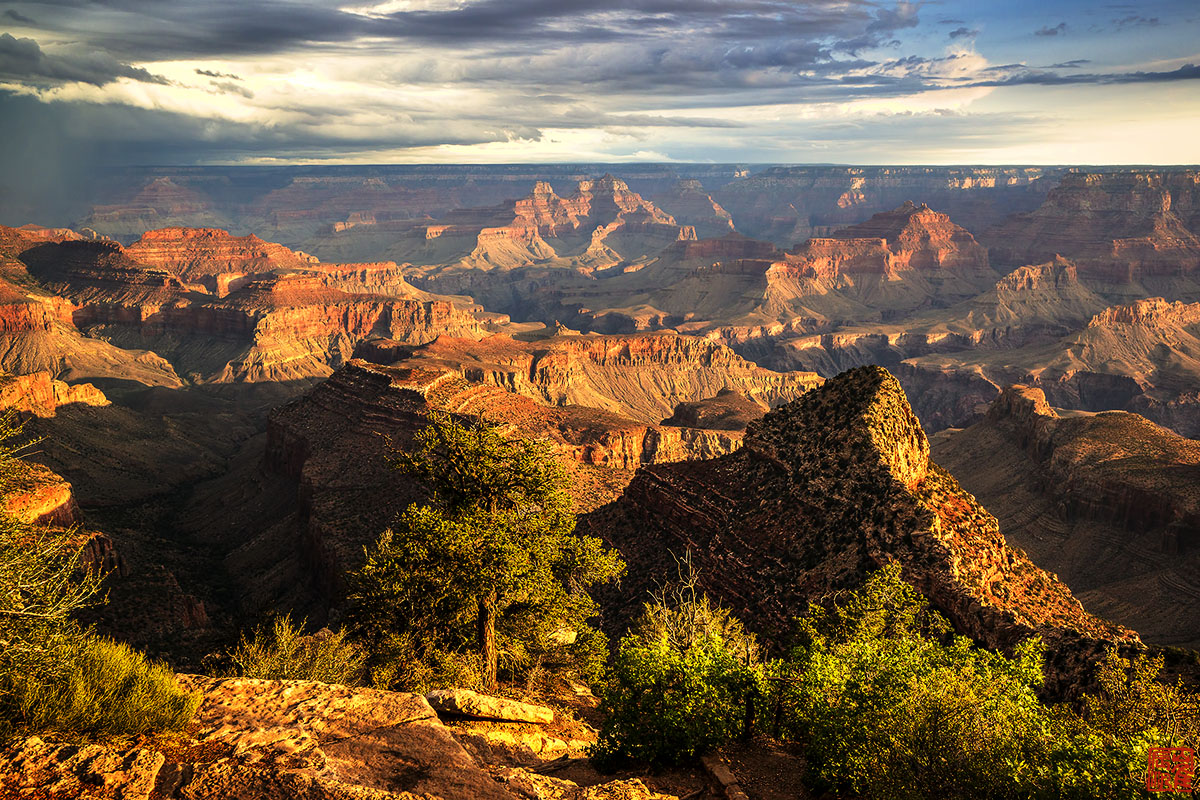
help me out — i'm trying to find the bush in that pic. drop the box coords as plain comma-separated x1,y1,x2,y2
1,635,198,741
228,616,366,686
592,576,761,768
769,562,1198,799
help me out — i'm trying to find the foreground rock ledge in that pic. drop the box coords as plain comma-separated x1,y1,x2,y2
0,676,677,800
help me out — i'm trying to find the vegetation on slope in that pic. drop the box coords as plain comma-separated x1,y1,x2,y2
596,562,1199,798
0,412,198,741
346,411,625,691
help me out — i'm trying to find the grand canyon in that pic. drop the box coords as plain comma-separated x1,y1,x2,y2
2,162,1199,796
2,0,1199,796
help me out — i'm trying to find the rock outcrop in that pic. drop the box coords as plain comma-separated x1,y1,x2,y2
933,387,1200,648
0,371,108,417
579,366,1137,697
356,331,822,425
0,459,80,527
395,175,693,276
124,226,317,294
785,201,990,278
15,231,495,387
0,676,680,800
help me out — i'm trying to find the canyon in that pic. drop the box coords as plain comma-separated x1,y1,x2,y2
0,163,1198,727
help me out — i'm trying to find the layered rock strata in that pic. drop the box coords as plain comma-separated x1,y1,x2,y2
356,331,822,425
211,358,745,617
932,387,1200,648
984,171,1200,285
578,366,1138,697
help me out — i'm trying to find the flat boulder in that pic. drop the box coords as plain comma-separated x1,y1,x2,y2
174,675,513,799
425,689,556,724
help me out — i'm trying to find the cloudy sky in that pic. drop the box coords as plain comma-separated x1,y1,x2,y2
1,0,1198,168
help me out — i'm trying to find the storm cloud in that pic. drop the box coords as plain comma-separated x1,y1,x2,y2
0,0,1197,168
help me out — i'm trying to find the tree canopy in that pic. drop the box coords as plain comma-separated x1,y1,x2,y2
348,412,624,690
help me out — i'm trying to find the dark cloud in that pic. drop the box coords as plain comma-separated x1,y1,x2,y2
3,0,903,60
210,80,253,98
4,8,34,23
965,62,1200,88
196,68,242,80
937,18,966,25
1045,59,1091,69
0,33,170,86
948,27,978,39
1034,22,1067,36
1113,15,1159,27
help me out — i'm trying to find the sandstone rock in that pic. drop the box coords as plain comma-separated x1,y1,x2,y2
0,370,109,417
494,768,677,800
359,331,821,425
0,736,165,800
15,232,494,387
426,689,555,724
0,459,80,526
174,675,512,799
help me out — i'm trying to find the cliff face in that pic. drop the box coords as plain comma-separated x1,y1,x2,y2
15,232,493,386
713,165,1052,245
394,176,694,277
124,226,317,293
357,331,823,425
579,366,1137,696
652,179,737,238
226,359,744,615
933,386,1200,648
0,371,108,417
984,171,1200,283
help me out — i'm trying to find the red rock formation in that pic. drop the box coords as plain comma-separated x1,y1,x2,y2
0,459,80,526
400,176,692,273
983,171,1200,282
16,232,494,386
125,227,317,294
359,332,822,425
782,201,990,279
0,371,108,416
579,366,1137,697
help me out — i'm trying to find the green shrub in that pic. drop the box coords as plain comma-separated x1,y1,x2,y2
1,414,196,742
770,562,1196,799
1,635,198,741
592,583,761,768
228,616,366,686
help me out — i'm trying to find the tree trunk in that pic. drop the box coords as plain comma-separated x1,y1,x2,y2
478,593,497,691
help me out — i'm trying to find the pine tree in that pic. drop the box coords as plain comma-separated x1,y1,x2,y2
348,412,623,690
